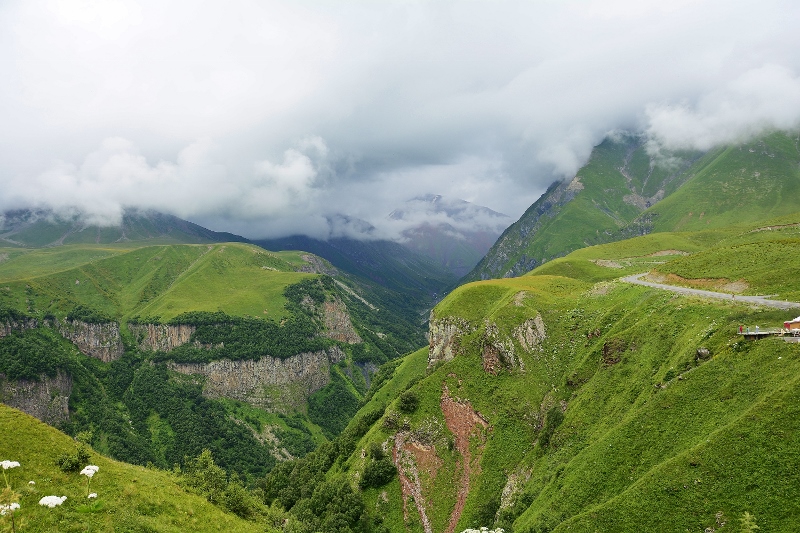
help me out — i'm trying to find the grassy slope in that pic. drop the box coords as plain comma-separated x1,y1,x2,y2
531,212,800,301
0,243,314,321
466,131,799,284
645,131,800,232
0,405,261,533
330,217,800,532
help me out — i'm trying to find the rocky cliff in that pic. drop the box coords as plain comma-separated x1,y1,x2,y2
0,371,72,425
169,346,346,413
128,323,196,352
57,320,124,363
0,318,39,337
428,310,546,373
322,298,362,344
427,313,475,368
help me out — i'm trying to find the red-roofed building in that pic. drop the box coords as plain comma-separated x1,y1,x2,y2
784,316,800,331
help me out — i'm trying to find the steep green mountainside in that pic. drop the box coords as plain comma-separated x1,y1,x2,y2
0,405,265,532
465,130,800,283
465,133,701,281
0,242,427,484
259,216,800,532
0,208,247,247
641,132,800,232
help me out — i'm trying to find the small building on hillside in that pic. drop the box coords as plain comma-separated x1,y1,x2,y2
784,316,800,331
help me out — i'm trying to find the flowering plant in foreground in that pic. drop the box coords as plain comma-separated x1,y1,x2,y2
80,465,99,497
1,461,20,488
0,501,20,533
38,495,67,508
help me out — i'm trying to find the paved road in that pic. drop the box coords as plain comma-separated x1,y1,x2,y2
621,273,800,310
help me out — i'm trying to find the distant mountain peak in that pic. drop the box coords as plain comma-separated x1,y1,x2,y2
388,193,509,224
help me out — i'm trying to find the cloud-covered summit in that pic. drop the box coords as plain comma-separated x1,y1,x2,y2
1,0,799,239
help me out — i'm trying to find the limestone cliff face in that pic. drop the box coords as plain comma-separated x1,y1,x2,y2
58,320,124,363
0,371,72,425
129,323,196,352
481,321,522,375
428,312,475,368
322,298,362,344
0,318,39,337
429,311,546,373
169,346,346,412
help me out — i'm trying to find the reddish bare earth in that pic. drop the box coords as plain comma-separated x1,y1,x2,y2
441,386,489,533
392,385,490,533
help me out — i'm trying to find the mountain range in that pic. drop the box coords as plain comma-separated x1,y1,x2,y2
2,129,800,532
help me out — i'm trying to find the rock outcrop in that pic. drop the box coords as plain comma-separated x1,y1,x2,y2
129,323,196,352
428,313,474,369
0,371,72,425
0,318,39,337
513,314,546,353
482,320,524,374
322,298,362,344
429,312,544,374
58,320,124,362
169,346,346,412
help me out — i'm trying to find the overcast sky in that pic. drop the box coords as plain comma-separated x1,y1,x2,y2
1,0,799,239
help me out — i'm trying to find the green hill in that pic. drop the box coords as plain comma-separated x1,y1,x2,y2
0,404,264,532
0,242,313,321
257,213,800,532
465,130,800,283
0,208,247,247
0,240,428,486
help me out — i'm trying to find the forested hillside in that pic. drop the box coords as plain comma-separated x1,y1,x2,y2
0,242,427,485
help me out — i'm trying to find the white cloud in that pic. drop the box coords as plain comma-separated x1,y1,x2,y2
1,0,799,238
645,64,800,151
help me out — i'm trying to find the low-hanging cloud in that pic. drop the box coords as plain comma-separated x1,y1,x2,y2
645,64,800,152
2,0,800,240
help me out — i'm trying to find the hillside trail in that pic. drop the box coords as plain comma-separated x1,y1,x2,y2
621,273,800,310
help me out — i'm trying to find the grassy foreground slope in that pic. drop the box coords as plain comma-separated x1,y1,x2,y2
0,405,261,533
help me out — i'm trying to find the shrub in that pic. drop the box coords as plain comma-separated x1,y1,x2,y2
360,458,396,489
398,391,419,414
55,444,90,473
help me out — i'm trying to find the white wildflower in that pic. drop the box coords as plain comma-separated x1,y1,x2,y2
0,461,20,470
87,492,97,499
28,480,35,485
80,465,99,478
0,502,20,515
39,495,67,508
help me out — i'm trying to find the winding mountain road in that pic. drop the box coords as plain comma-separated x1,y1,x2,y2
621,273,800,310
